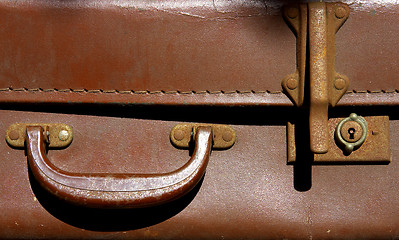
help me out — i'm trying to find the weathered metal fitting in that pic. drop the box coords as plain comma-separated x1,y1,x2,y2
287,115,390,164
282,2,350,155
6,123,73,148
170,124,235,149
335,113,368,154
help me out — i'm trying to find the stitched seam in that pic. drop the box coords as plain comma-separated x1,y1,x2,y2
0,88,399,94
0,88,283,94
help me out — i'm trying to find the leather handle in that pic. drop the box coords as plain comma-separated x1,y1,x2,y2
26,126,212,208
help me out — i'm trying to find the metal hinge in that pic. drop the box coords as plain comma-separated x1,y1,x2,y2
282,2,390,163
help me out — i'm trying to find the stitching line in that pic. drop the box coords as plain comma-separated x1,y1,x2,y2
0,88,398,94
0,88,282,94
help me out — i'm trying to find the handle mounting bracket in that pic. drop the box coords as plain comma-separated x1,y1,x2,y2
6,123,73,148
171,124,236,149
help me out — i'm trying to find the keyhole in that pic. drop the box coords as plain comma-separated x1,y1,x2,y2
348,128,356,139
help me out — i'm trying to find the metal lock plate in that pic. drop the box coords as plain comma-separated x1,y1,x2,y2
287,116,391,164
171,124,235,149
6,123,73,148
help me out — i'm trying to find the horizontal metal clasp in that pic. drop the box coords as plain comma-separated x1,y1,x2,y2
287,115,391,164
6,123,73,148
170,124,236,149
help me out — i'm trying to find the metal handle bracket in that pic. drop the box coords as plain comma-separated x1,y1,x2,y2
170,124,236,149
6,123,73,148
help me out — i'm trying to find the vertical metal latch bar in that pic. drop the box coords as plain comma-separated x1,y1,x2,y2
308,3,329,153
282,2,350,155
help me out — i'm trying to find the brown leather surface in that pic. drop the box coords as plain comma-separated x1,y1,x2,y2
0,107,398,239
1,0,399,238
0,0,398,93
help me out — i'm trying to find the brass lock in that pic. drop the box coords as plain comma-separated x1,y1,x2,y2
335,113,368,154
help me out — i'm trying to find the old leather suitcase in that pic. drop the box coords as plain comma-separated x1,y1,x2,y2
1,0,399,239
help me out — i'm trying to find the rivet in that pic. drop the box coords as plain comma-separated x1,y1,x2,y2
335,7,346,19
287,7,299,19
9,130,19,140
222,131,233,142
334,78,346,90
286,78,298,90
174,129,185,141
58,130,69,141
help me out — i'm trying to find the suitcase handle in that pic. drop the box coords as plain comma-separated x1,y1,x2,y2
25,125,212,208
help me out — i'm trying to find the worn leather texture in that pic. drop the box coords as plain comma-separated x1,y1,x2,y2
0,0,398,93
1,0,399,239
0,106,398,239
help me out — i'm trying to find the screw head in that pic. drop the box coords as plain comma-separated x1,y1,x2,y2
287,7,299,19
335,6,346,19
340,121,363,143
173,129,185,141
334,78,346,90
58,130,69,141
286,78,298,90
9,130,19,140
222,131,233,142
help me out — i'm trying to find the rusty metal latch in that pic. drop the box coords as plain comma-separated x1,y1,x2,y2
282,2,350,154
282,2,391,164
